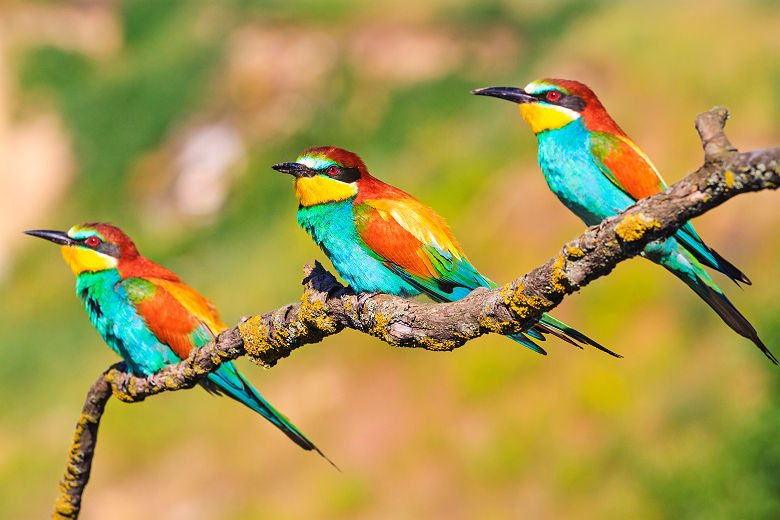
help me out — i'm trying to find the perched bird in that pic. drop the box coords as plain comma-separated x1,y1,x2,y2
273,146,618,357
472,79,776,363
25,223,332,461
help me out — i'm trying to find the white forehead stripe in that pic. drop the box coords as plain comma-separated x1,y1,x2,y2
524,81,551,94
297,156,333,169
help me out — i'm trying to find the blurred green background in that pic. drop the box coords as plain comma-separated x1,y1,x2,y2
1,0,779,518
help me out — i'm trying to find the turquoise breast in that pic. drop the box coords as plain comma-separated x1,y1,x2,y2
297,200,420,296
75,269,180,375
537,119,636,226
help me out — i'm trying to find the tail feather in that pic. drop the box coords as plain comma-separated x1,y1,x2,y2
509,333,548,355
505,316,620,358
702,246,752,286
675,225,751,286
657,247,776,364
689,282,777,365
537,314,622,358
205,363,339,469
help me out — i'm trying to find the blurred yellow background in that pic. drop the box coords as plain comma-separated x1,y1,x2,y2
1,1,779,518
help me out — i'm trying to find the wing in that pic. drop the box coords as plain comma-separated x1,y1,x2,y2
122,277,330,457
353,195,494,302
590,133,750,284
590,132,666,201
123,277,225,360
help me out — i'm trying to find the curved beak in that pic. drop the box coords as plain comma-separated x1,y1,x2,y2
471,86,537,104
272,162,311,178
24,229,75,246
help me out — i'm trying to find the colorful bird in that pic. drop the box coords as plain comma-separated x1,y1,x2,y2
472,78,775,363
25,223,333,461
273,146,618,357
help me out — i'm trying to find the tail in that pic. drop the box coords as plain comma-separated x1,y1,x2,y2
675,224,751,286
507,315,621,358
656,244,776,364
463,273,619,357
203,362,339,469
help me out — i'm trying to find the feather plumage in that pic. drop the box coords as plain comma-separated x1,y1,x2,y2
287,147,618,357
37,223,330,459
476,77,772,362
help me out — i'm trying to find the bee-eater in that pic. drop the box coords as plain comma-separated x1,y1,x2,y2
25,223,332,460
272,146,618,357
472,79,776,363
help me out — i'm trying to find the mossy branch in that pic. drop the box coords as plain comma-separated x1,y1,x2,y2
53,108,779,518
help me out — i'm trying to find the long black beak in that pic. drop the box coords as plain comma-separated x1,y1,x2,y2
272,162,311,178
471,86,537,104
24,229,75,246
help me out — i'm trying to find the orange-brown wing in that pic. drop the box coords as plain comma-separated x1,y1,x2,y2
124,277,225,360
354,195,466,279
591,132,667,201
353,196,495,302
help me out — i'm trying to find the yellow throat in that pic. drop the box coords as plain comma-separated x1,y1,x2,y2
61,245,118,275
518,103,578,134
295,176,358,207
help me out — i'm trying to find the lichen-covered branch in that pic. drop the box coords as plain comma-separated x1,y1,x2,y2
53,108,779,518
52,367,115,519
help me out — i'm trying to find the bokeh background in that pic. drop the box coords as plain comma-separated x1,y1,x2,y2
1,0,779,518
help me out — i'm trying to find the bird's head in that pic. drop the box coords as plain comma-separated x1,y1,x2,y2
25,223,138,275
472,78,611,135
272,146,368,207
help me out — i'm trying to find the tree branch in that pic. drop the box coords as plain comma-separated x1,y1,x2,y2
52,367,115,519
53,108,779,517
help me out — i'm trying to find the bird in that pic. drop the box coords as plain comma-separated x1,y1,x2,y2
25,223,334,462
471,78,776,363
272,146,619,357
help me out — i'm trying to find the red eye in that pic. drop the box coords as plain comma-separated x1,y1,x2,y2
86,236,100,246
327,165,338,174
546,90,560,102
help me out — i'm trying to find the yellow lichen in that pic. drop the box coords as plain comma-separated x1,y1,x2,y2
417,337,458,351
53,413,97,518
500,281,548,319
550,253,569,294
479,315,518,335
239,317,276,366
565,245,584,258
369,312,391,342
614,213,660,242
724,169,734,189
479,315,502,333
299,290,339,333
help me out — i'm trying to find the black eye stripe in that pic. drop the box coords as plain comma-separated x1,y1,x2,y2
535,91,586,112
97,242,121,258
334,166,360,183
321,165,360,183
80,237,120,258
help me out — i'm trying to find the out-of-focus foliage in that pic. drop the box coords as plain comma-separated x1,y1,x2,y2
1,0,779,518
